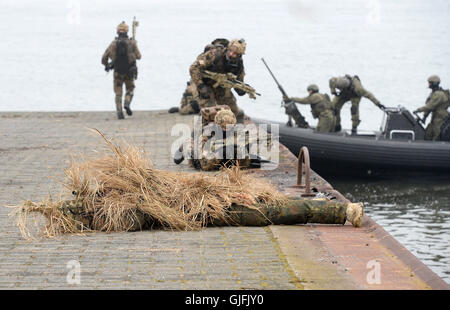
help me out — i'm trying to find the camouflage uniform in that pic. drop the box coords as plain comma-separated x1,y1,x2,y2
101,22,142,119
414,76,450,141
178,81,201,115
329,75,383,131
189,39,247,116
175,107,256,171
287,85,336,133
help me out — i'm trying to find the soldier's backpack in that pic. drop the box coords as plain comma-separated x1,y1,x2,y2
115,38,130,75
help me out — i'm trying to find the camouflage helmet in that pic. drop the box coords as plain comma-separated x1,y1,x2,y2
214,109,236,130
427,75,440,84
335,77,351,89
228,39,246,55
117,22,129,33
307,84,319,93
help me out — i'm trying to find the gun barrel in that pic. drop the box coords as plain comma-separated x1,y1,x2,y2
261,58,288,97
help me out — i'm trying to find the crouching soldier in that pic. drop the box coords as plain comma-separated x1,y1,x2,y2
102,21,141,119
329,75,385,134
283,84,335,133
174,107,267,171
414,75,450,141
168,81,201,114
189,39,248,121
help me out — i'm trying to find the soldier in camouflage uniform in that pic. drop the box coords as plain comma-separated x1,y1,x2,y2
168,81,201,115
329,75,385,134
168,43,220,115
101,22,142,120
414,75,450,141
174,107,256,171
189,39,247,121
284,84,336,133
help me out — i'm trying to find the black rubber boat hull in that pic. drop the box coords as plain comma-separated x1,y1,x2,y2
252,118,450,177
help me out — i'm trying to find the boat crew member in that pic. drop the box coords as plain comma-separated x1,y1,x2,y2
414,75,450,141
101,22,141,120
329,75,385,134
283,84,336,133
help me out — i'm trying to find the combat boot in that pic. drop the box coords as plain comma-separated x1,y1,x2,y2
124,103,132,116
351,127,357,135
115,96,125,120
124,92,134,116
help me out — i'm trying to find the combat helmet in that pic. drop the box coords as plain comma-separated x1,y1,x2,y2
116,22,129,33
228,39,246,55
215,109,236,131
427,75,440,84
307,84,319,93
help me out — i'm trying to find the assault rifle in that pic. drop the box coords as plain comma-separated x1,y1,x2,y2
201,70,260,99
261,58,309,128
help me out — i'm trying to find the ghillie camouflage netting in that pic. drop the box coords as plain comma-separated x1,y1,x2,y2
12,130,287,239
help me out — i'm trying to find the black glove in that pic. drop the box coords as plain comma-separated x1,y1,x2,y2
235,88,246,96
331,90,337,96
283,95,290,102
197,83,210,99
378,103,386,111
104,65,110,72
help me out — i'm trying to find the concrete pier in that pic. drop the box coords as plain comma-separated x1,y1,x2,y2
0,110,448,289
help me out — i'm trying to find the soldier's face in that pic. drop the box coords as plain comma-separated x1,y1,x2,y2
226,50,241,61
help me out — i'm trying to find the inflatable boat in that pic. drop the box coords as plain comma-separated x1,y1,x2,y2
252,106,450,177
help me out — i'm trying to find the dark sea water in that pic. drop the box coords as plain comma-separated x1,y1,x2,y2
328,175,450,284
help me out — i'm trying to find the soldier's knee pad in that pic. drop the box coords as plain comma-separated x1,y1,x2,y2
190,100,200,113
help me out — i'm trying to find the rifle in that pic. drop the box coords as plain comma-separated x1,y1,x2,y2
105,60,114,72
261,58,308,128
132,16,139,40
201,70,260,99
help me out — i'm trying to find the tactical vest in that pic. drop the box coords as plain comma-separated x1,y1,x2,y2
203,48,244,87
311,94,333,118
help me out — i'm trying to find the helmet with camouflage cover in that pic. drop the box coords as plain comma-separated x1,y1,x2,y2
215,109,236,130
427,75,440,84
200,105,231,124
117,21,129,33
307,84,319,93
228,39,246,55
